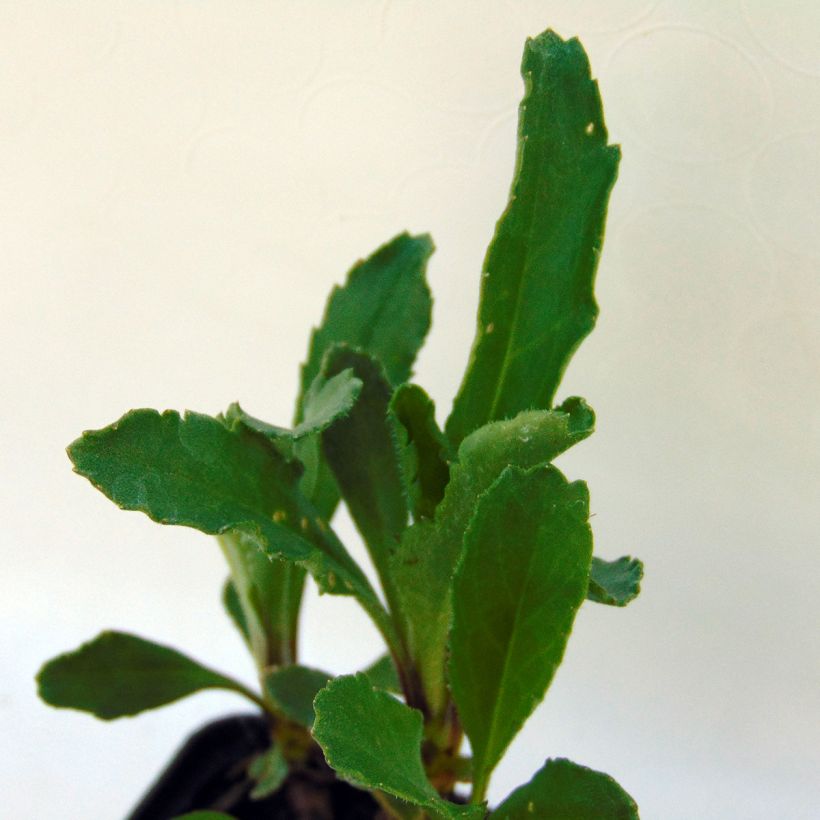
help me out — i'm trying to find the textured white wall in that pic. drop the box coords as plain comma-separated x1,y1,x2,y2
2,2,818,817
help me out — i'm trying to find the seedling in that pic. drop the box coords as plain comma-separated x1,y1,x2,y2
38,29,642,819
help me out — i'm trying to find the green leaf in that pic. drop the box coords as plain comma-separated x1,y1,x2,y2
490,758,639,819
67,409,392,643
446,30,620,446
36,631,260,720
320,347,408,614
248,745,289,800
298,233,434,419
588,556,643,607
312,674,481,819
392,398,594,716
390,384,453,522
362,654,402,693
226,369,363,443
264,665,332,728
221,577,250,646
449,466,593,800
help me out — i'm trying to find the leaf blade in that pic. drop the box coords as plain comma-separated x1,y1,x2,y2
588,556,643,607
448,466,593,798
490,758,639,819
264,665,332,728
446,30,620,445
36,631,257,720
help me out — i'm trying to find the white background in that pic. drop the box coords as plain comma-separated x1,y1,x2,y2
2,2,819,818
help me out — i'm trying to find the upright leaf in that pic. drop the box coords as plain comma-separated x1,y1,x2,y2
362,654,402,694
37,631,260,720
491,758,639,819
221,577,250,646
264,664,332,728
312,674,481,819
67,410,392,643
449,466,593,800
446,30,620,445
248,745,289,800
320,347,409,613
588,556,643,607
390,384,453,522
392,398,594,716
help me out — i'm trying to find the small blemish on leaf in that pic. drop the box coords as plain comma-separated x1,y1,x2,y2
585,122,595,135
486,323,495,334
272,510,287,523
300,516,309,531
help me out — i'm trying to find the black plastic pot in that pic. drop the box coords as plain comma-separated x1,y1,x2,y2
127,713,382,819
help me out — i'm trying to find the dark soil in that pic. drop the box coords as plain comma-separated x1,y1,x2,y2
127,713,383,820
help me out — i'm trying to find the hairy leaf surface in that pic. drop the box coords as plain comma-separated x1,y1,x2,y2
312,674,480,819
37,631,257,720
449,466,592,798
490,758,638,819
446,30,620,445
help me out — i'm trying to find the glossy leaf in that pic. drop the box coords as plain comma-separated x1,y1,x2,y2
392,398,594,715
588,556,643,607
390,383,452,522
362,654,402,693
264,664,332,728
446,30,620,445
249,745,289,800
36,631,259,720
491,758,638,819
449,466,593,799
312,674,480,819
67,409,391,641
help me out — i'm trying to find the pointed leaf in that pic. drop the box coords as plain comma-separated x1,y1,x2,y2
362,654,402,694
392,398,594,715
221,577,250,646
264,665,332,728
36,631,259,720
320,348,409,613
298,232,434,417
446,30,620,445
491,758,639,819
249,745,289,799
67,409,390,639
449,466,593,799
588,556,643,607
390,383,453,522
312,674,481,819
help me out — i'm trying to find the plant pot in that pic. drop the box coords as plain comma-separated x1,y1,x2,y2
127,713,382,819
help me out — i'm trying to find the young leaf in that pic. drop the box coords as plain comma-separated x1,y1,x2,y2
298,232,434,418
226,369,363,443
449,466,593,800
264,665,332,728
320,347,409,614
67,409,393,646
390,383,453,522
36,631,261,720
362,654,402,693
446,30,621,446
221,577,250,646
312,674,481,819
392,398,594,716
588,556,643,607
490,758,639,819
248,745,289,800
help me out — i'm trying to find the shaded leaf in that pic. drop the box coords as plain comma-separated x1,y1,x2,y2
312,674,481,819
264,665,332,728
446,30,620,445
362,654,402,694
67,409,391,640
390,384,453,521
588,556,643,607
221,577,250,646
249,745,289,800
36,631,259,720
392,398,594,716
449,466,593,799
490,758,638,819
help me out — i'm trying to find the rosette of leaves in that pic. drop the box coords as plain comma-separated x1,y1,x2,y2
37,29,643,819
